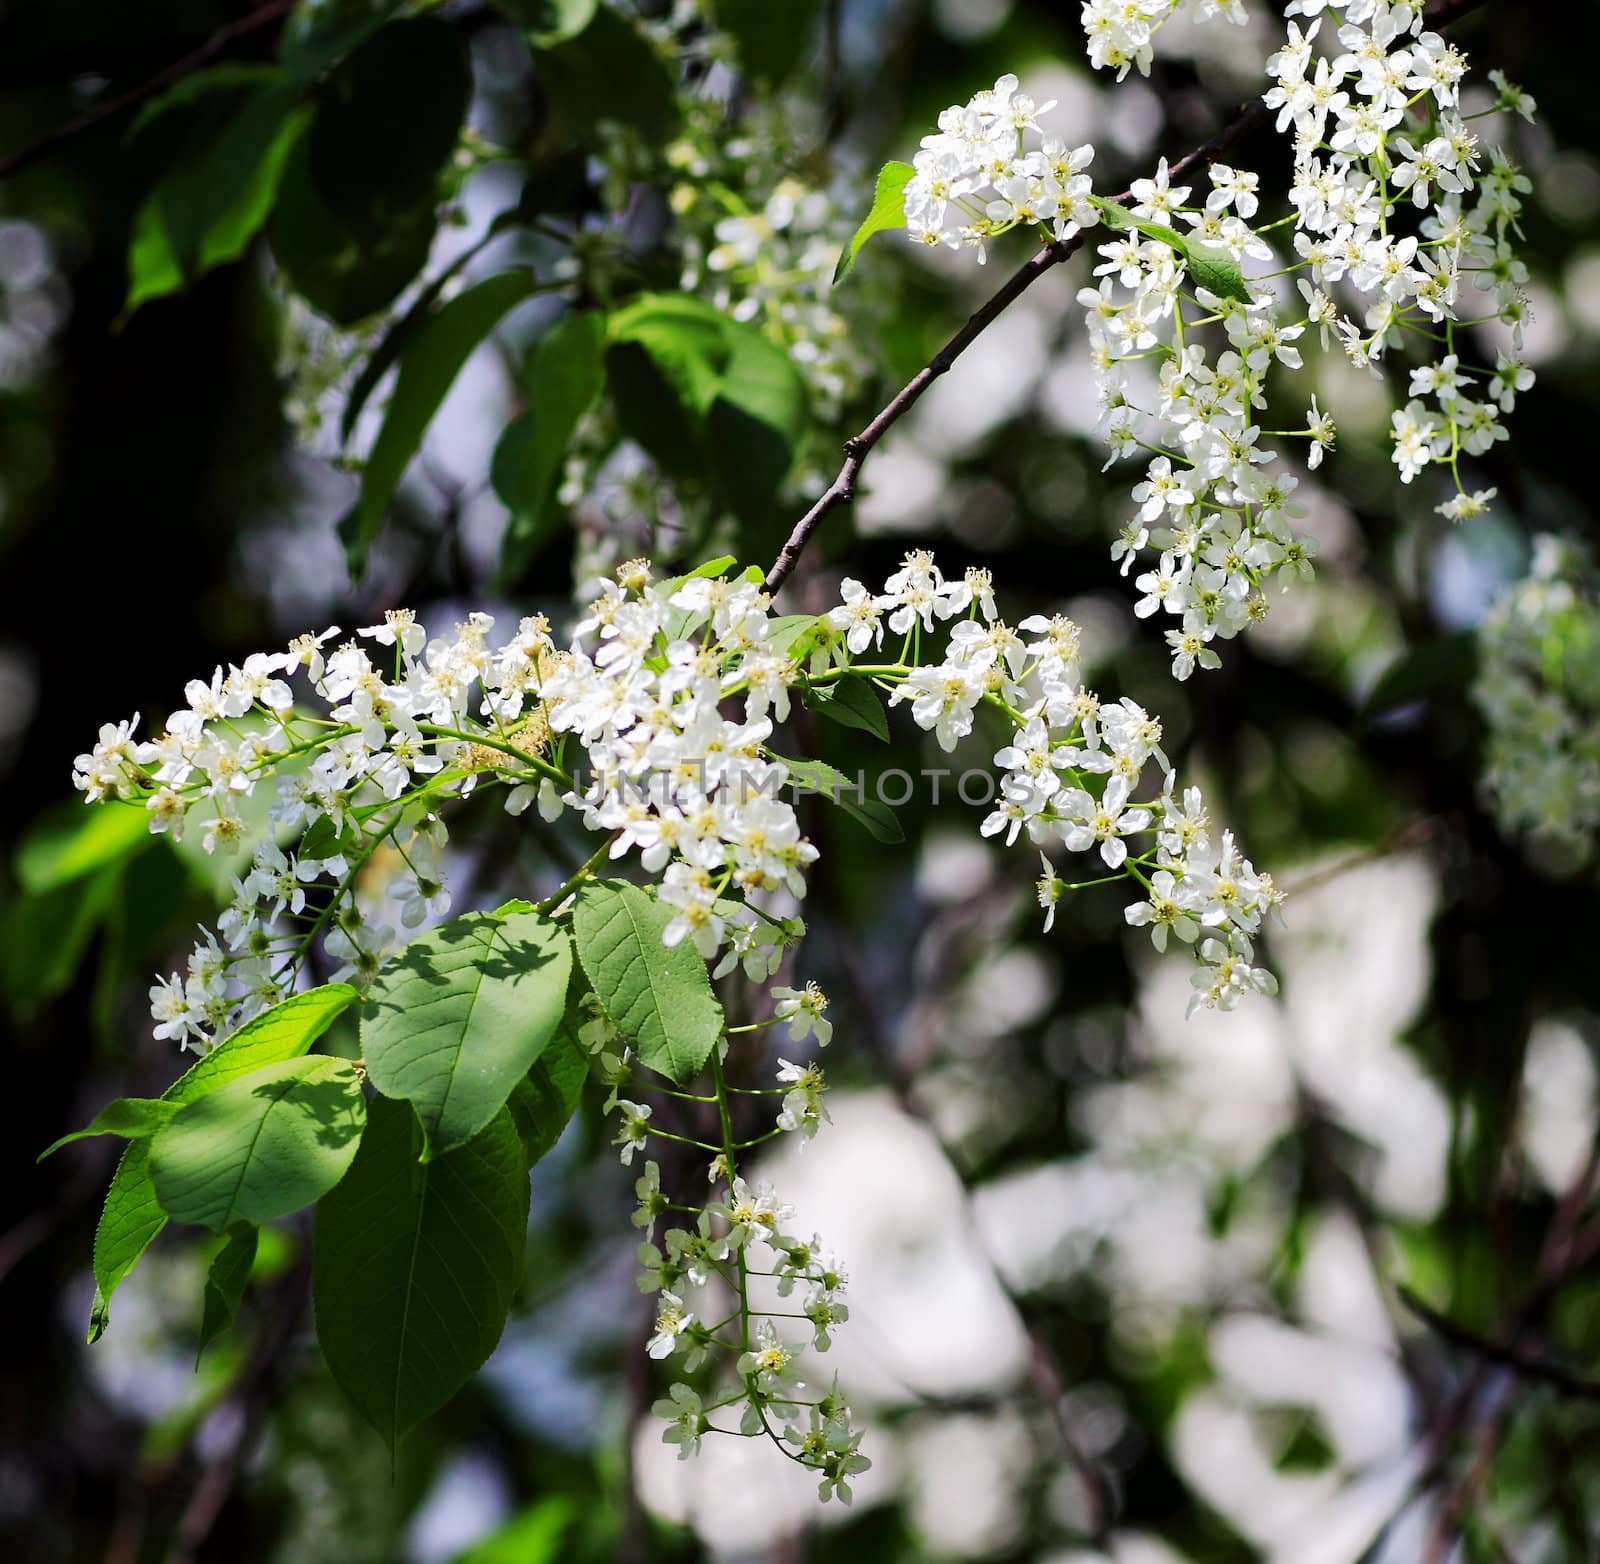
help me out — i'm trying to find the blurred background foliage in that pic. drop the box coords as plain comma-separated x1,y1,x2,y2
4,0,1600,1560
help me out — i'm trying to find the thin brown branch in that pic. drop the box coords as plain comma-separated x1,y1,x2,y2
764,0,1490,595
0,0,295,184
1398,1285,1600,1403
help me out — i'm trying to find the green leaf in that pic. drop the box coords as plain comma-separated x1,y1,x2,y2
780,755,904,843
15,801,150,894
271,18,469,323
609,293,731,422
607,294,806,537
833,160,914,283
711,0,818,84
499,0,597,43
125,80,311,314
269,135,436,324
362,909,573,1158
454,1499,575,1564
764,612,822,653
571,881,724,1084
706,325,809,540
149,1056,367,1231
4,863,124,1014
1091,197,1251,304
89,1142,165,1344
280,0,410,84
182,984,363,1097
536,6,678,141
88,985,358,1339
1185,242,1252,305
307,17,468,214
496,308,608,585
39,1098,182,1162
197,1225,259,1362
340,271,539,575
803,678,890,742
506,1019,589,1169
314,1096,530,1447
336,206,525,445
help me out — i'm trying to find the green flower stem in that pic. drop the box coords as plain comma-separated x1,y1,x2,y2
534,832,619,915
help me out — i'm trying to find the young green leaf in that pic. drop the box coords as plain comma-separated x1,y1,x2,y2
197,1224,259,1362
340,271,539,575
39,1098,182,1162
1091,196,1252,304
764,613,824,654
780,755,905,843
1185,242,1253,305
87,983,359,1338
362,909,573,1158
313,1096,530,1447
148,1056,367,1231
802,678,891,742
706,325,810,544
571,881,724,1084
125,80,311,315
833,161,914,284
15,800,151,895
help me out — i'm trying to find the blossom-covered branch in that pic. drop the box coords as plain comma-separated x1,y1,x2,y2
771,0,1497,646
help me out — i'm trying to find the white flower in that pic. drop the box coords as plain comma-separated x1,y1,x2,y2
653,1383,704,1459
612,1100,652,1166
646,1291,695,1359
772,982,832,1045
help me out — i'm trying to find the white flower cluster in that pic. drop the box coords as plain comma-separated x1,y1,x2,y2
1473,536,1600,857
903,74,1097,261
1080,0,1246,81
72,562,827,1051
1074,1,1538,680
543,564,820,962
598,991,868,1502
1267,8,1536,513
827,550,1282,1014
74,549,1282,1052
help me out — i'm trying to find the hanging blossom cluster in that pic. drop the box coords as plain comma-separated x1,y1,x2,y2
1089,2,1536,680
1473,536,1600,858
69,565,823,1052
598,993,868,1500
902,74,1097,260
825,551,1282,1014
72,553,1280,1047
1080,0,1247,79
905,7,1537,684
